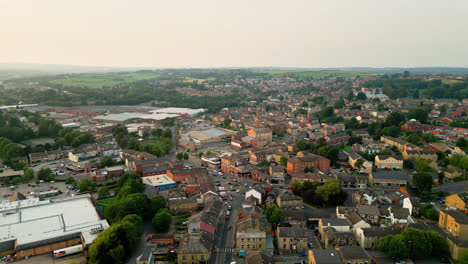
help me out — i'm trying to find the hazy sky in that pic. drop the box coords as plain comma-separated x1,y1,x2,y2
1,0,468,68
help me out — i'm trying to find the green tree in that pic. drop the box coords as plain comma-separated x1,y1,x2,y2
420,204,438,220
183,153,189,160
356,92,367,100
223,118,232,128
280,156,288,167
316,178,340,201
152,208,172,232
415,158,430,172
22,168,34,182
355,158,364,170
65,176,76,186
78,179,91,192
151,195,167,214
176,153,183,160
413,172,433,195
100,156,114,167
98,187,110,200
265,204,284,228
162,129,172,139
38,168,53,181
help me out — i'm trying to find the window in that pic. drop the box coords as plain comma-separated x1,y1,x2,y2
241,238,244,242
283,238,286,242
191,256,195,260
183,256,186,260
247,238,250,242
259,238,262,242
283,244,286,248
242,245,244,248
247,245,250,248
253,244,255,248
201,256,204,260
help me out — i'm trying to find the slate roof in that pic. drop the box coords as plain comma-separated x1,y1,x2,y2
338,246,371,260
390,208,410,219
321,218,350,227
347,212,365,226
311,249,343,264
443,209,468,224
357,205,380,216
277,227,307,238
361,227,403,237
372,170,408,181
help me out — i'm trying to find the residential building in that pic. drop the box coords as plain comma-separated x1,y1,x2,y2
403,197,421,216
439,209,468,238
247,128,273,147
276,192,302,210
177,231,212,264
374,155,403,169
336,246,372,264
308,249,343,264
321,227,358,249
287,151,330,175
356,205,380,224
277,227,308,252
445,193,468,212
368,170,408,187
355,227,403,249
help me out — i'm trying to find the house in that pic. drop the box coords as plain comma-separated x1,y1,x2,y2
335,174,368,189
439,209,468,238
319,218,350,233
356,205,380,224
245,186,265,204
269,166,285,184
248,151,266,165
283,209,307,228
276,192,303,210
403,197,421,216
347,151,373,174
287,151,330,175
369,170,408,187
236,208,267,251
346,212,371,230
177,231,213,264
321,227,359,249
389,207,411,224
374,155,403,169
444,167,461,180
336,246,372,264
168,197,198,214
325,133,351,146
248,128,273,147
355,227,403,249
445,193,468,211
277,227,308,253
336,206,357,219
308,249,343,264
402,149,437,164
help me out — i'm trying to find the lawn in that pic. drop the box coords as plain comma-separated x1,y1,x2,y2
259,70,379,80
49,71,160,88
97,197,116,213
442,79,464,85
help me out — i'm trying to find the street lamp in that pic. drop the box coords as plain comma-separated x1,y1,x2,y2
408,240,412,261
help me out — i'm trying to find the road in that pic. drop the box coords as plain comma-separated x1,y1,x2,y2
433,180,468,194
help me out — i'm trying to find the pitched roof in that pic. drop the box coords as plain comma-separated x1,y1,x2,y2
361,227,403,237
390,208,410,219
357,205,380,216
338,246,371,261
277,227,307,238
311,249,343,264
321,218,350,227
347,212,365,226
372,170,408,181
443,209,468,224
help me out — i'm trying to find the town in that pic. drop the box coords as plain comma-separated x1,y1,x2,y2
0,69,467,264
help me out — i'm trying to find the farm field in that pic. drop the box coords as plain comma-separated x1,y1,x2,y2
184,77,216,83
49,71,160,88
259,70,379,79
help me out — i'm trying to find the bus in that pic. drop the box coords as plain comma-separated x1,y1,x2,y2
53,245,83,258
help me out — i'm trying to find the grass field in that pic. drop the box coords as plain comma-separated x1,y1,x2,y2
97,197,116,213
49,71,160,88
184,77,216,83
260,70,379,80
442,79,464,85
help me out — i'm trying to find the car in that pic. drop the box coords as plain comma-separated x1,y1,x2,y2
440,258,450,263
228,225,231,230
244,183,248,187
216,183,221,186
230,176,235,179
228,182,233,185
287,186,293,189
223,176,227,179
226,216,229,220
228,205,232,210
308,242,314,249
271,231,275,238
236,189,240,193
213,173,218,176
215,180,220,183
298,252,307,257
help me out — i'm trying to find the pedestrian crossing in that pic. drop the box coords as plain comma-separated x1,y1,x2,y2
215,248,236,253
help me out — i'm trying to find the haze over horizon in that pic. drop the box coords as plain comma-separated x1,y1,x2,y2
2,0,468,68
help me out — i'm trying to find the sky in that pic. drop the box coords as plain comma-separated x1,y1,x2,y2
1,0,468,68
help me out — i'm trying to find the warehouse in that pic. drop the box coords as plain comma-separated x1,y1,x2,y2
142,174,176,190
0,194,109,259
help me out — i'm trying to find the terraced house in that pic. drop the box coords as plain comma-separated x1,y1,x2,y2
374,155,403,169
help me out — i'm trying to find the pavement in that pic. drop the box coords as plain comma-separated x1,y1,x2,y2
433,180,468,194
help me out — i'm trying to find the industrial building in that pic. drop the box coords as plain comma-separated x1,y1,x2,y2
0,194,109,259
142,174,176,190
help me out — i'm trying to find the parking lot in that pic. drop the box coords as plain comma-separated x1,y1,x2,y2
0,181,72,200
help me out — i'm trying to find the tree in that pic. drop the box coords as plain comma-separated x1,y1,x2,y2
379,149,392,155
100,156,114,167
334,98,345,109
280,156,288,167
151,195,166,214
65,176,76,186
162,129,172,139
403,70,410,78
316,178,340,202
78,179,91,192
385,112,406,127
439,105,447,114
98,187,110,200
415,158,430,172
223,118,232,128
152,208,172,232
413,172,433,195
420,204,438,220
105,193,152,223
38,168,53,181
176,153,183,160
183,153,189,160
355,158,364,170
265,204,284,228
356,92,367,100
22,168,34,182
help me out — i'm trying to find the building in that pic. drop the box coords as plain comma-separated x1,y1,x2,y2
235,208,267,251
177,231,212,264
389,207,410,224
308,249,343,264
269,166,285,184
321,227,358,249
402,149,437,163
347,151,373,174
445,193,468,212
168,197,198,214
287,151,330,175
355,227,403,249
356,205,380,224
403,197,421,216
0,194,109,258
439,209,468,238
276,227,308,253
142,174,176,190
336,246,372,264
369,170,408,187
247,128,273,147
276,192,303,210
319,218,351,233
374,155,403,169
346,212,371,230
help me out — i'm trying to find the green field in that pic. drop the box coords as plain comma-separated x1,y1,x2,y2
260,70,379,80
49,71,160,88
184,77,216,83
442,79,464,85
97,197,116,213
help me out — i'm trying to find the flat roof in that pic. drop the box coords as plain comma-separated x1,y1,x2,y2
142,174,175,187
0,194,109,249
